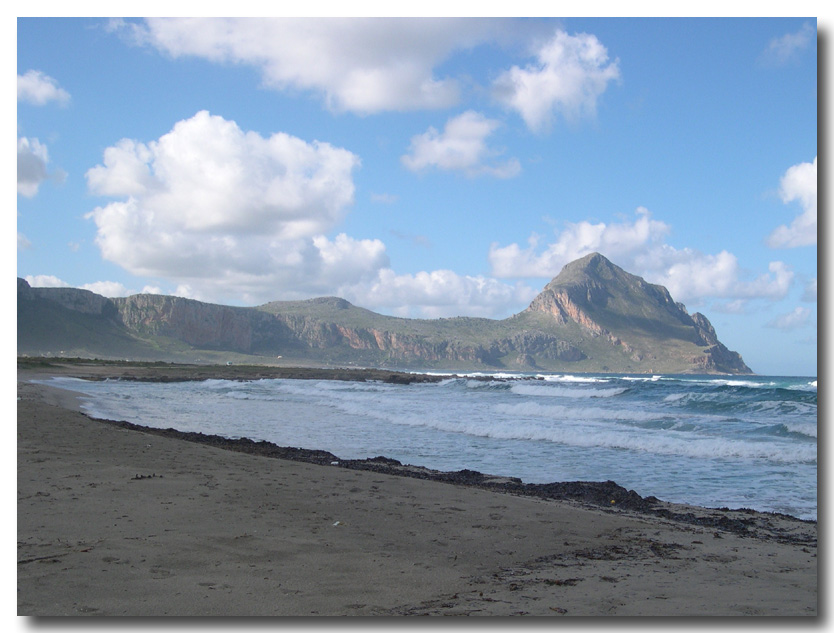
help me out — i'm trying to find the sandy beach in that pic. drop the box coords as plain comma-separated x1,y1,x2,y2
17,364,817,616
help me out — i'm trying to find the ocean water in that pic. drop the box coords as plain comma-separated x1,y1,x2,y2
41,372,817,520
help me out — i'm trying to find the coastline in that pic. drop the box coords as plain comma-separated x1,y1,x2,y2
17,362,817,616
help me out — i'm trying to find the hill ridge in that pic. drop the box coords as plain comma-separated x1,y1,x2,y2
17,254,752,374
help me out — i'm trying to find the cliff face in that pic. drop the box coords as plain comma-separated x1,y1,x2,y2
114,295,257,351
263,313,579,366
17,253,753,373
21,280,118,318
17,279,154,358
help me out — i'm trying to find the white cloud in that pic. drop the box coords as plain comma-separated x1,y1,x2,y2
24,274,159,298
17,136,66,197
17,70,70,106
86,139,156,197
127,17,507,114
711,299,748,315
17,137,49,197
80,281,164,297
768,156,817,248
25,274,70,288
759,22,815,67
493,29,620,133
87,111,359,239
81,281,132,297
312,234,389,288
767,306,812,330
489,208,670,278
341,268,538,319
489,207,794,306
84,111,395,304
18,232,31,251
653,256,793,305
402,111,520,178
82,109,539,315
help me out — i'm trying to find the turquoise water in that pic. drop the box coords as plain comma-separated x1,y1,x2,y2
44,372,817,520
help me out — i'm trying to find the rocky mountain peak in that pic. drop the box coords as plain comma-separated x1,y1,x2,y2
526,253,676,322
559,251,616,278
307,297,354,310
521,254,751,374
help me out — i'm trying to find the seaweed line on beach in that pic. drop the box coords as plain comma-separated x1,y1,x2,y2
88,413,816,547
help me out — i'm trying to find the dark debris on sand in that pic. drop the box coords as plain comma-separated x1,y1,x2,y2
93,416,815,547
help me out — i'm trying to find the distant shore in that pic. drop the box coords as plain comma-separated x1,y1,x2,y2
17,356,451,384
18,360,817,616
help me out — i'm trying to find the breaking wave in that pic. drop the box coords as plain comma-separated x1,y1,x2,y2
35,369,817,519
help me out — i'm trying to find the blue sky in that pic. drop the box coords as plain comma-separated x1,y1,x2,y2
16,16,819,375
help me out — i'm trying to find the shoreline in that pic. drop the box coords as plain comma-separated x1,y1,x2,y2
20,359,816,525
17,362,818,615
91,414,814,543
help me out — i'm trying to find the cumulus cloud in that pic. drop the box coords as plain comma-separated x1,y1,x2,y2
87,111,359,239
24,274,159,297
489,207,794,306
18,137,66,197
311,234,389,288
768,156,817,248
84,110,378,304
759,22,815,67
493,29,620,133
82,109,535,315
340,268,538,319
17,137,50,197
653,256,793,305
402,111,520,178
80,281,135,297
25,274,70,288
489,208,670,278
766,306,812,330
123,17,507,114
17,70,70,106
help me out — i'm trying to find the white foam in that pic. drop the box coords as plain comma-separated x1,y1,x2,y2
43,372,815,518
510,384,626,399
374,407,817,464
781,420,818,439
492,401,658,423
458,371,525,380
541,374,610,383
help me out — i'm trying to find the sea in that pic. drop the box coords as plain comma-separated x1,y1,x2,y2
40,371,818,521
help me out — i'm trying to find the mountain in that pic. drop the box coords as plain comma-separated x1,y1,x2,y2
517,253,750,373
17,253,752,374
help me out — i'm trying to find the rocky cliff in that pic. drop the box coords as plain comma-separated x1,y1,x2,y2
17,253,753,373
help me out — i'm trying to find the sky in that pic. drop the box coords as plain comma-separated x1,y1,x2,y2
15,15,819,376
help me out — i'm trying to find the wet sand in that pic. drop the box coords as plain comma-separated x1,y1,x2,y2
17,363,817,616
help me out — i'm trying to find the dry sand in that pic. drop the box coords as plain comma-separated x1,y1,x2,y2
17,370,817,617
